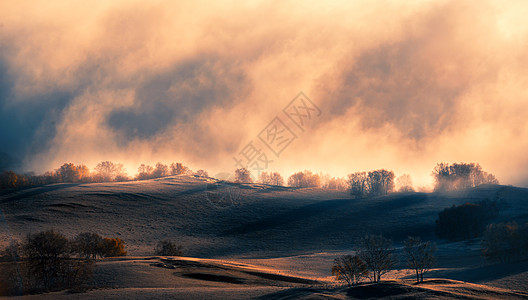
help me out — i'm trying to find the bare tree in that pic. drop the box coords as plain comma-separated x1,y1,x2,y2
170,163,190,175
348,172,368,198
136,164,154,180
76,165,91,182
258,171,271,184
331,255,368,286
403,236,436,283
358,234,396,283
319,173,347,190
235,168,253,183
93,161,126,182
287,170,321,188
367,169,395,197
325,177,348,190
269,172,284,186
319,172,331,188
396,174,414,192
152,162,169,178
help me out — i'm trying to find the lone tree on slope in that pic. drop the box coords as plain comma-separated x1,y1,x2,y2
403,236,437,283
358,234,396,283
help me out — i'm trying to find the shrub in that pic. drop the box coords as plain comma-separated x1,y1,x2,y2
435,200,499,241
195,169,209,177
155,240,183,256
101,238,127,257
482,222,528,263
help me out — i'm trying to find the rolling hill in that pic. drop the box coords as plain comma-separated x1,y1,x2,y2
1,175,528,298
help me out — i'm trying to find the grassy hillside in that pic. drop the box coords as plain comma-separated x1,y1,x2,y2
4,256,528,299
2,176,528,298
1,176,527,258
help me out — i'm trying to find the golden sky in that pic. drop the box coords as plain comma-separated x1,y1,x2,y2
1,0,528,187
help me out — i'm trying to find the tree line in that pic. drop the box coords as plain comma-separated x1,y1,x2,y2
234,168,410,193
0,161,208,189
2,161,498,195
236,163,497,196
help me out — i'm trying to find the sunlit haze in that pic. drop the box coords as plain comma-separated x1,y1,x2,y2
1,0,528,188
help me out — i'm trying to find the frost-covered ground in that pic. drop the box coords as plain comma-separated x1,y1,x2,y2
1,176,528,299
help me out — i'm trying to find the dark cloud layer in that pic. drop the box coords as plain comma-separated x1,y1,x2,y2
319,2,498,141
0,57,75,169
108,56,249,143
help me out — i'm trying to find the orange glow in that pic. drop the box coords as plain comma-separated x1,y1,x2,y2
1,0,528,188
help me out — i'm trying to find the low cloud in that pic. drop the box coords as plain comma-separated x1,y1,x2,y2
0,0,527,187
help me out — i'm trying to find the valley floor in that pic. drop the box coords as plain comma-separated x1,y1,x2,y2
3,256,528,300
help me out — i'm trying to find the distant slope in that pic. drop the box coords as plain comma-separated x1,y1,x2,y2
1,176,527,258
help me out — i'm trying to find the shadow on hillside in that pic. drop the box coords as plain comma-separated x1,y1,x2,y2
0,183,81,203
433,261,528,284
345,282,435,299
225,194,428,237
255,282,451,300
254,287,333,299
224,199,354,234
